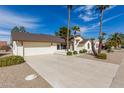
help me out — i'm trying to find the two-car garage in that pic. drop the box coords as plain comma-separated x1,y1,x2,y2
12,32,65,56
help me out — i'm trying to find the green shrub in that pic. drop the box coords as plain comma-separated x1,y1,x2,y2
66,51,72,56
82,49,87,53
0,56,25,67
79,50,83,54
106,45,112,53
96,53,107,59
73,51,78,55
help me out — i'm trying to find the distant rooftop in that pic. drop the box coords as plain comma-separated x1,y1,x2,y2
0,41,7,46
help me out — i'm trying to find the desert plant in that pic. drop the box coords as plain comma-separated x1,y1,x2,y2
82,49,87,53
0,56,25,67
79,50,83,54
96,53,107,59
107,45,112,53
66,51,73,56
73,51,78,55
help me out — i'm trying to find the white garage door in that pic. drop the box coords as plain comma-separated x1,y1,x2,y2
24,42,57,56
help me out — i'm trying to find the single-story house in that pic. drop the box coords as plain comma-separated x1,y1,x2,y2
77,39,99,52
12,32,65,56
0,41,9,52
0,41,7,47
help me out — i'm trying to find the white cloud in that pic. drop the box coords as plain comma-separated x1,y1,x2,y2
74,6,84,12
0,8,42,42
80,13,123,33
85,5,94,11
80,26,88,33
90,13,123,29
75,5,117,22
76,5,96,22
0,9,40,29
0,30,10,36
80,15,97,22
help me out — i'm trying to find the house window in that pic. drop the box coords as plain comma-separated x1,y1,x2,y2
88,43,90,49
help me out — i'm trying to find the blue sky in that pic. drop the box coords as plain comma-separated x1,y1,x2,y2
0,5,124,42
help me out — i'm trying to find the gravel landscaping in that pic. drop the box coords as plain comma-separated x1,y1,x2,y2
0,63,52,88
77,49,124,65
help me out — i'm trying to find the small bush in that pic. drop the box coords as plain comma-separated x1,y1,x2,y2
73,51,78,55
82,49,87,53
96,53,107,59
79,50,83,54
106,45,112,53
66,51,72,56
0,56,25,67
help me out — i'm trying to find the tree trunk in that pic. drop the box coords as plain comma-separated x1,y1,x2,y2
98,10,103,54
67,5,71,51
91,39,97,56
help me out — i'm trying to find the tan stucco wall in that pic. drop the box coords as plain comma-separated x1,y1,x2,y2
23,42,57,47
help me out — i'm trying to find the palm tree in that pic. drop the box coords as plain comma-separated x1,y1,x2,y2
20,26,26,32
91,38,98,56
108,33,121,48
72,26,80,51
72,26,80,35
11,26,20,33
55,26,70,45
67,5,72,51
96,5,110,54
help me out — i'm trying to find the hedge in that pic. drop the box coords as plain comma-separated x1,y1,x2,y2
0,56,25,67
79,50,83,54
66,51,73,56
96,53,107,59
73,51,78,55
82,49,87,53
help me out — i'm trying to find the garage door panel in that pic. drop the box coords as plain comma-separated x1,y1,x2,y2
24,46,57,56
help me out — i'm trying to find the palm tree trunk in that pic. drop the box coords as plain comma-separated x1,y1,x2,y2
91,39,97,56
98,10,103,54
67,5,71,51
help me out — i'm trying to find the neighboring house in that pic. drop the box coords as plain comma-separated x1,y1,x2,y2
0,41,7,47
0,41,8,52
11,32,65,56
77,39,99,52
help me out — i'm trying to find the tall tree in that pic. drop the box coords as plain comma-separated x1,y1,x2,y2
10,26,26,45
72,26,80,50
96,5,110,54
91,38,98,56
108,33,121,48
72,26,80,35
11,26,26,33
11,26,20,33
20,26,26,32
67,5,72,51
55,26,70,45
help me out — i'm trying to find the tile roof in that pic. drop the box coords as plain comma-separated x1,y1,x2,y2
12,32,65,43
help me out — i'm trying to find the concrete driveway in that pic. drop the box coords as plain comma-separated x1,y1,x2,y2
25,54,119,88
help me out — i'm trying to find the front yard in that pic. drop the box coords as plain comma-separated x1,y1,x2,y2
77,49,124,65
